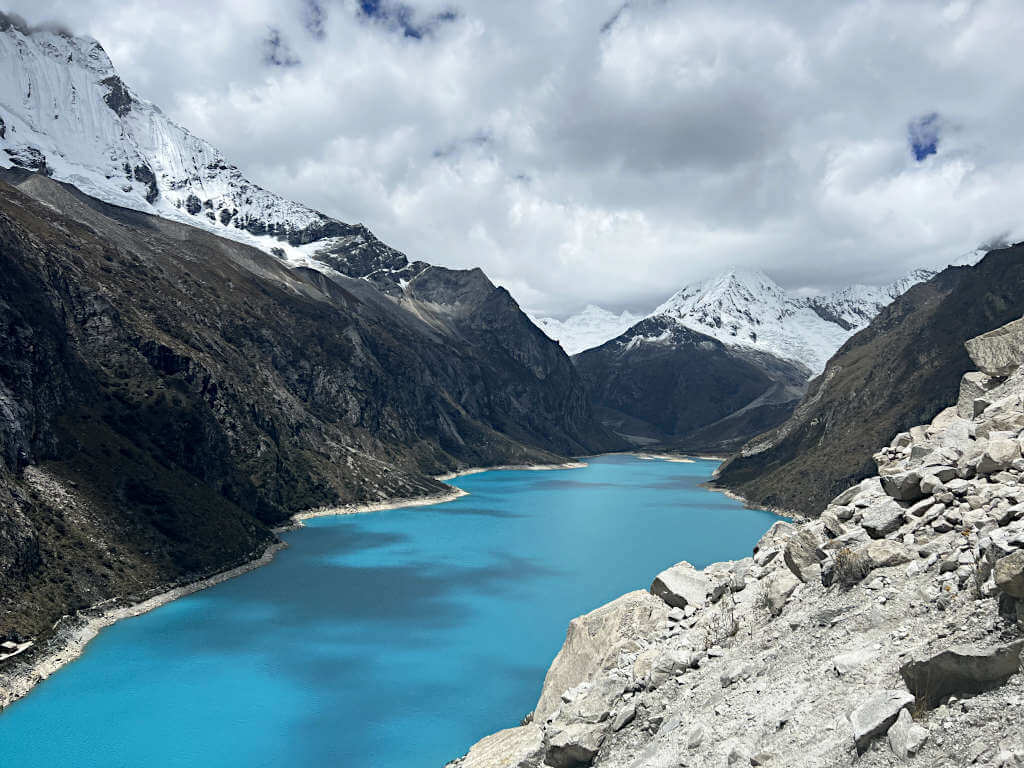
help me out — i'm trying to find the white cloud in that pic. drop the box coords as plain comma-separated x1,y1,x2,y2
8,0,1024,315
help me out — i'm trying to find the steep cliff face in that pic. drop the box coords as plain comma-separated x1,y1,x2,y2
715,246,1024,516
573,318,808,453
0,170,614,641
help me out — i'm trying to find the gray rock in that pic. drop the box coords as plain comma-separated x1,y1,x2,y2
887,708,929,759
611,704,635,732
880,469,926,502
649,648,699,687
545,722,606,768
977,439,1022,475
720,661,756,688
452,724,545,768
534,591,667,723
861,500,906,539
900,641,1024,708
686,724,705,749
959,371,999,418
765,570,800,615
995,549,1024,598
965,317,1024,377
820,508,847,538
650,561,709,610
784,526,825,583
832,646,875,676
860,539,916,571
848,689,915,754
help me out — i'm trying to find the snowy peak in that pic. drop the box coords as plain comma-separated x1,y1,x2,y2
529,305,643,355
641,266,935,375
0,19,425,292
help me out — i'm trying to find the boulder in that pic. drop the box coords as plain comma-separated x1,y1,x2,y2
820,508,847,538
880,469,926,502
454,724,545,768
994,550,1024,598
900,641,1024,708
649,648,699,687
887,708,929,759
611,704,635,732
959,372,999,418
860,539,916,571
848,689,915,754
977,439,1022,475
832,646,875,676
753,521,797,557
861,500,905,539
965,316,1024,377
535,591,667,722
545,722,606,768
783,526,826,583
650,561,709,610
765,569,800,615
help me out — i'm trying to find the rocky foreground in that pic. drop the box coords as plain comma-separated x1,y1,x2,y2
450,319,1024,767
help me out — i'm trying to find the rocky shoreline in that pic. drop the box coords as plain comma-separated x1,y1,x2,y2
450,319,1024,768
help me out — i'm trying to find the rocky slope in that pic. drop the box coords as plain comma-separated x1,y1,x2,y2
0,15,426,292
0,168,615,647
574,320,808,453
450,317,1024,768
715,246,1024,516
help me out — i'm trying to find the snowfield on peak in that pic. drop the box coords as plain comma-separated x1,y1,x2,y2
0,21,424,291
645,268,937,375
530,306,643,355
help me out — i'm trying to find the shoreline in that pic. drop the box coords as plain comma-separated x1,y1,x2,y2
700,481,806,522
0,541,287,712
280,487,470,529
0,459,589,711
435,460,588,482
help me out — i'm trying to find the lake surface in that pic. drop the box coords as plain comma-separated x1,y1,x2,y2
0,455,779,767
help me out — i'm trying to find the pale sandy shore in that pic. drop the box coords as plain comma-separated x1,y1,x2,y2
435,460,588,482
0,541,287,711
283,487,469,527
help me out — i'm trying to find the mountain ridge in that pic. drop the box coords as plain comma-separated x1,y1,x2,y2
0,18,426,294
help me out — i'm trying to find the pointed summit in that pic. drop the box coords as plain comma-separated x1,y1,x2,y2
643,266,933,374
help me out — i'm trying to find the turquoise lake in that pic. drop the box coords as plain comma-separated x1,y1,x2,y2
0,455,779,767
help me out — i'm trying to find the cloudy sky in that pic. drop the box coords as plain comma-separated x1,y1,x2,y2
8,0,1024,315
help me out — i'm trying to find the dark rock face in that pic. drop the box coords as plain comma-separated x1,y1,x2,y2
0,170,615,640
715,246,1024,515
3,146,49,175
132,164,158,203
100,75,132,117
573,318,807,453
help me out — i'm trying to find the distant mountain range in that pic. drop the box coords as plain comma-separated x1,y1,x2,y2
528,306,643,356
535,267,938,374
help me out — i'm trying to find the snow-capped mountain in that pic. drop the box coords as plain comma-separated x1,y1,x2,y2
642,267,936,375
0,18,423,292
529,305,643,355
